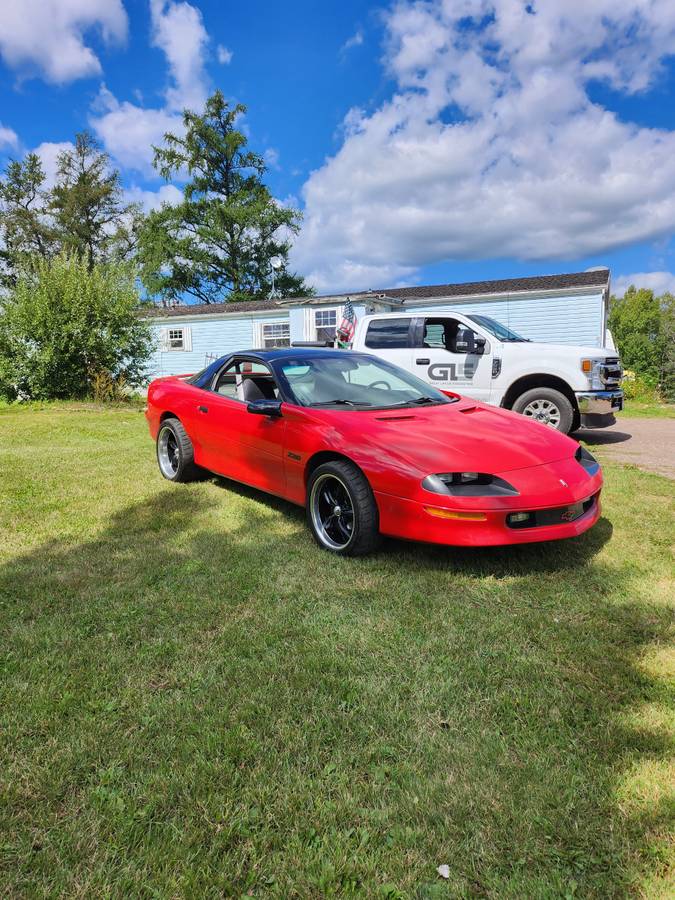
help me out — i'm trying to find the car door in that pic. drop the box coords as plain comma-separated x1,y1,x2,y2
198,358,287,495
412,315,494,402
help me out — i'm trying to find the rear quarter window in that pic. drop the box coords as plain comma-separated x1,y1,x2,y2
364,318,412,349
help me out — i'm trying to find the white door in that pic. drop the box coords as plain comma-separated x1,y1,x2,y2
412,316,494,402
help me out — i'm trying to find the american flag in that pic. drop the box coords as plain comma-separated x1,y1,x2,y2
337,298,357,345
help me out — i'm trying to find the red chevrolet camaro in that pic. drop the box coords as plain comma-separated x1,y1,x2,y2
145,348,603,555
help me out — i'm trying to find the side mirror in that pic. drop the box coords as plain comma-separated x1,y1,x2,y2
247,399,283,417
474,336,487,354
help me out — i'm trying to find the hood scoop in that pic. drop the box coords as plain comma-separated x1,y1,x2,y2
460,405,483,414
375,414,417,421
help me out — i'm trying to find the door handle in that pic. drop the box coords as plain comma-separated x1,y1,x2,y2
416,358,430,365
197,405,208,413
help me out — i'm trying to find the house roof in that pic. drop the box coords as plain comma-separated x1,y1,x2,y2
143,298,283,318
143,269,610,318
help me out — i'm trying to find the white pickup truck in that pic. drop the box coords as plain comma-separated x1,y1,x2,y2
347,311,623,434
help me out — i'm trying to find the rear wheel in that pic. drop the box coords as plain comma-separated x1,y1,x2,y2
512,387,574,434
307,460,381,556
156,417,201,482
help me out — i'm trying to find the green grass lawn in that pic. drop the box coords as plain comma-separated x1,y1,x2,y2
619,401,675,419
1,406,673,897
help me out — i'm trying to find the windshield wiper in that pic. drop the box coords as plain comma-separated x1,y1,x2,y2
309,399,371,407
392,396,442,407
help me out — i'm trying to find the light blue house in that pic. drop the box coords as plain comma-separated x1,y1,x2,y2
144,268,612,378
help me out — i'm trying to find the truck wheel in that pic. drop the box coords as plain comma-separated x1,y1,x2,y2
307,460,381,556
512,388,574,434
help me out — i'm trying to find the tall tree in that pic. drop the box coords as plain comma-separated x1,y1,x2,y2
50,132,141,271
609,286,668,383
0,153,57,289
138,91,313,304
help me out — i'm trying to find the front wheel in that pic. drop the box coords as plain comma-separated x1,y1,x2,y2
307,460,381,556
512,387,574,434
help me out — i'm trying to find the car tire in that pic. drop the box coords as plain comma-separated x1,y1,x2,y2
512,387,574,434
156,417,201,482
307,460,381,556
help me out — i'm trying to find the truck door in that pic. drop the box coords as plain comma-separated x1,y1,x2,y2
412,316,493,402
361,316,414,369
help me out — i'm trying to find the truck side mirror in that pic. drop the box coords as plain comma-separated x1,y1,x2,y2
474,336,487,354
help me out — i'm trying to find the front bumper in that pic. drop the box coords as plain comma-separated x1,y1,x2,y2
575,390,623,429
374,455,603,547
375,489,602,547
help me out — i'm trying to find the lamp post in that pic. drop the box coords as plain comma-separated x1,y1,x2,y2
269,256,282,299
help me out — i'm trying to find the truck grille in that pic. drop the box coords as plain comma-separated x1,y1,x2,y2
600,357,622,388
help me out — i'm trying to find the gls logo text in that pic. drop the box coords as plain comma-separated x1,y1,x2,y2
428,362,477,382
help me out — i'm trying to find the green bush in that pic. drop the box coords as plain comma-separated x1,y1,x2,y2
0,254,152,401
620,370,660,402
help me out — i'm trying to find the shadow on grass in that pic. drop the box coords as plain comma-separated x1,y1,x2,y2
0,485,670,896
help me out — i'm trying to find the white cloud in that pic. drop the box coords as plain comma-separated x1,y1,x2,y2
150,0,209,111
91,1,210,175
124,183,183,212
613,271,675,297
293,0,675,292
341,29,364,54
217,45,233,65
91,86,180,176
33,141,75,189
0,123,18,150
264,147,280,170
0,0,127,84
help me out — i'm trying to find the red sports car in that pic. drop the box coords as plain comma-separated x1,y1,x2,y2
145,349,603,555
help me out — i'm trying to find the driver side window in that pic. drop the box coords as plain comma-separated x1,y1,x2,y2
421,318,482,354
213,359,279,402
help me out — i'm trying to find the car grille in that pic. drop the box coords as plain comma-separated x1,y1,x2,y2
506,495,597,529
600,357,623,388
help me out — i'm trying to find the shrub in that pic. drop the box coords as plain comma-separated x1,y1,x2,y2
0,254,152,401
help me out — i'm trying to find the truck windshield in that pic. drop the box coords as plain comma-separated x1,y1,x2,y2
274,353,455,410
468,315,529,342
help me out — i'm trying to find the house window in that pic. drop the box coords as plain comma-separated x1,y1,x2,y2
160,326,192,352
261,321,290,348
168,328,185,350
314,308,338,342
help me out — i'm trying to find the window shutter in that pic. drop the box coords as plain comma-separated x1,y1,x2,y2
158,328,169,352
303,307,313,339
183,327,192,352
252,321,264,347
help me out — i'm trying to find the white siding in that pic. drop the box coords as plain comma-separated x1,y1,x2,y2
146,311,290,379
406,291,605,347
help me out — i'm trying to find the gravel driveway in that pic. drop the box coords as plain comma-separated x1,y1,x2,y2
579,417,675,479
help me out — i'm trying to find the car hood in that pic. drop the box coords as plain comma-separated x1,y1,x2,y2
333,399,577,475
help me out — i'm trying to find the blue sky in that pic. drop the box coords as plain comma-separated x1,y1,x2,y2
2,0,675,298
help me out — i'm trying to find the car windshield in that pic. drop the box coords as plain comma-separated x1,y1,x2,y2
467,314,529,342
274,353,455,410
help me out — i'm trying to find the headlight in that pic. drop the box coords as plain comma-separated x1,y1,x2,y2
575,446,600,475
422,472,519,496
581,358,607,390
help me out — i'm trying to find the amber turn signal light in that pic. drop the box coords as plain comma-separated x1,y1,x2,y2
423,507,487,521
